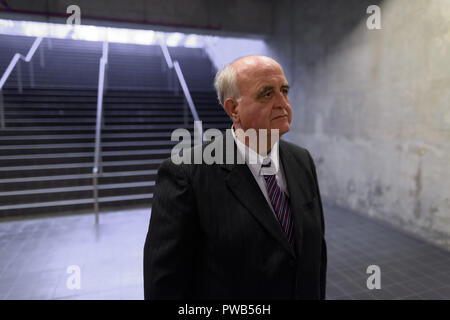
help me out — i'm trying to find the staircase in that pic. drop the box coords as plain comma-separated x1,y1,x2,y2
0,35,231,218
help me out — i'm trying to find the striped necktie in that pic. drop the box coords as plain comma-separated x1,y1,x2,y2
261,161,294,246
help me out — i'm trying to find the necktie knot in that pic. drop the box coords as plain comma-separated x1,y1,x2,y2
260,158,275,176
262,157,271,167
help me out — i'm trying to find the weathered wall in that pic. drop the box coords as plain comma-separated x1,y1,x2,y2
270,0,450,249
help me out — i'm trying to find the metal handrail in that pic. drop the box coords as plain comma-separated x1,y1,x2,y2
93,41,109,223
160,39,174,69
159,38,203,138
0,36,43,129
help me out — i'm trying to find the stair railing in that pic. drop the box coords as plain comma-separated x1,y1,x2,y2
0,36,43,129
93,41,109,223
158,37,203,138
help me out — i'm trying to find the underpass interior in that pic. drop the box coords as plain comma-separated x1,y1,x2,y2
0,0,449,300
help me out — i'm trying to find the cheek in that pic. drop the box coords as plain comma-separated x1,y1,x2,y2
287,106,293,122
247,107,267,125
240,108,259,128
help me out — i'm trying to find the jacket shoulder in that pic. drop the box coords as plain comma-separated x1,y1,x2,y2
280,139,313,164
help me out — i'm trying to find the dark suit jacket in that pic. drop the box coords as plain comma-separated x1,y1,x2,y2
143,131,327,300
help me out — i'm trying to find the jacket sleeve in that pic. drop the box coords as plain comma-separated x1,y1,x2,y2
307,150,327,300
143,159,199,299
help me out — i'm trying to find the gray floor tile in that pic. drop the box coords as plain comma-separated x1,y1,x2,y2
0,203,448,300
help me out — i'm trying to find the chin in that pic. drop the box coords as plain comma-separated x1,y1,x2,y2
271,116,290,132
280,128,289,137
268,127,288,141
275,122,290,137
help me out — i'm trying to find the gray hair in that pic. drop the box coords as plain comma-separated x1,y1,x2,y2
214,63,241,106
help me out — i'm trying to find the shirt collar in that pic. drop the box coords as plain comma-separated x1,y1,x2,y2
231,125,280,176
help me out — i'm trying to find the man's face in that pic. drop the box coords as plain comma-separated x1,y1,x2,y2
234,57,292,137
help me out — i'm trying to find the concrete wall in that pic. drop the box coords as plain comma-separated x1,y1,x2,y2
269,0,450,249
0,0,275,35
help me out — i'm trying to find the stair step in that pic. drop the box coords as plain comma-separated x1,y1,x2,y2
3,91,215,100
5,110,223,117
0,169,158,184
0,148,172,161
0,193,153,211
2,89,183,98
0,180,155,197
0,159,164,172
0,140,176,151
3,104,222,111
4,97,195,104
6,117,200,123
0,132,172,141
0,123,227,131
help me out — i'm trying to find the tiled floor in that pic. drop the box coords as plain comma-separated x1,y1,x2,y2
325,205,450,300
0,204,449,300
0,209,149,300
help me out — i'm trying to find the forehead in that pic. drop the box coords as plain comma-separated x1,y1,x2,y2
234,58,287,94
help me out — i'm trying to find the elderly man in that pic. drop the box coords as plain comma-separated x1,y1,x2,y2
143,55,327,300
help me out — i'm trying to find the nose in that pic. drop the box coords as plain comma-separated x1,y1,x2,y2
273,91,290,111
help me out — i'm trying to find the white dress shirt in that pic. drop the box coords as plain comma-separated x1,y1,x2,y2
231,126,289,215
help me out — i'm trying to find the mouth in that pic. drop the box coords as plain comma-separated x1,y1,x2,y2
271,115,288,121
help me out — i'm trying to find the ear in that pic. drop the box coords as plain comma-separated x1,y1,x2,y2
223,98,240,123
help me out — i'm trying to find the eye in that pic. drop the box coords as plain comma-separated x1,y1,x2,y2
282,88,289,95
264,91,272,98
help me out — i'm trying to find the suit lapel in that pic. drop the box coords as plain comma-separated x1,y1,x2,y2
220,132,296,258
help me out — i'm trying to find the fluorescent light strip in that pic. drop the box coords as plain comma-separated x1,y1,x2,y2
0,18,204,47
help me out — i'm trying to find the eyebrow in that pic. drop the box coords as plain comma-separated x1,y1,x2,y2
256,84,290,98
